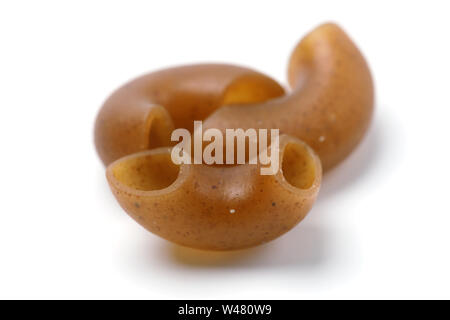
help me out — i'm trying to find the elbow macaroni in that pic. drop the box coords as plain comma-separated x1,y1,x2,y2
94,23,374,250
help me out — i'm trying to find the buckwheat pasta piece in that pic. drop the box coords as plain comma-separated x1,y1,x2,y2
203,23,374,170
94,65,285,165
106,135,321,250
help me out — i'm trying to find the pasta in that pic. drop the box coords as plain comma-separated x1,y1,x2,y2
106,135,321,250
203,23,374,170
94,64,285,166
94,23,374,250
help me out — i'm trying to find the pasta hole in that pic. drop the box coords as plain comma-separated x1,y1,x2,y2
282,142,316,189
113,153,179,191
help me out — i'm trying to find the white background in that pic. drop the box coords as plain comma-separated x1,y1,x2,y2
1,0,449,299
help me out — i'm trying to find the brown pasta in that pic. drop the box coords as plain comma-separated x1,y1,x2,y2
95,22,374,250
106,135,321,250
203,23,374,170
94,64,285,166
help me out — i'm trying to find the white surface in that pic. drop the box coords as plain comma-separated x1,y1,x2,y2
0,1,449,299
